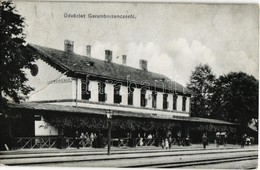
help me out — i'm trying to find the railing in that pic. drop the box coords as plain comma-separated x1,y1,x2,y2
66,137,92,148
15,137,58,149
171,138,191,146
14,137,94,149
136,138,155,146
13,137,183,149
110,138,129,147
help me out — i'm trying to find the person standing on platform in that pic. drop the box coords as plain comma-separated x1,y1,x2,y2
223,133,227,147
169,136,172,149
177,132,181,146
161,139,165,149
216,132,220,148
241,134,246,148
185,135,190,146
147,134,152,139
202,133,207,149
140,137,143,146
165,138,169,149
93,133,98,148
80,132,86,147
85,132,90,146
75,131,80,149
90,133,94,147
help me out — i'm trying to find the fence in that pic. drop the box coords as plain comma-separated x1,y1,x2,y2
13,137,160,149
13,137,193,149
14,137,58,149
135,138,155,146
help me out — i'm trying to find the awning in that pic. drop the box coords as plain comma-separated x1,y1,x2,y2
8,102,237,126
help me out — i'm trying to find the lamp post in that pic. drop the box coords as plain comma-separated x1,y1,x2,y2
106,110,113,155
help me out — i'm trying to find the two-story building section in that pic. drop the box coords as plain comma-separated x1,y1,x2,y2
5,40,237,148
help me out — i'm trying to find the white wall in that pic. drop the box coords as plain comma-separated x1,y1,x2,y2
25,59,73,101
168,94,173,111
157,92,163,109
57,101,190,117
80,80,190,114
72,78,82,100
120,86,128,105
25,59,190,114
133,88,141,107
186,97,190,113
146,90,153,108
89,80,99,102
34,115,58,136
177,96,183,111
106,83,114,104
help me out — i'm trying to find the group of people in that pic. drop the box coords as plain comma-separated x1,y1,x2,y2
137,133,153,146
202,132,228,149
75,131,97,149
161,137,172,149
202,132,254,149
161,135,190,149
216,132,227,147
72,131,253,150
241,134,252,148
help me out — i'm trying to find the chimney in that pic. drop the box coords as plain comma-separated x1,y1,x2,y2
139,59,148,71
122,55,127,65
105,50,112,63
64,40,74,53
86,45,91,57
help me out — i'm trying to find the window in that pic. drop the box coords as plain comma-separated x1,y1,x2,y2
114,85,122,104
81,79,91,100
163,94,168,109
173,94,178,110
98,82,107,102
152,91,157,108
140,88,147,107
128,86,134,105
182,96,187,111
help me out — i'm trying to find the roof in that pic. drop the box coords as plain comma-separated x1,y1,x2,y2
27,44,192,94
9,102,236,126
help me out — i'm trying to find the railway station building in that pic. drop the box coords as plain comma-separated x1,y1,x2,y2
0,40,237,150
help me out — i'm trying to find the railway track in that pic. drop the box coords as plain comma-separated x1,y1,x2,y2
0,147,256,160
0,148,257,167
123,154,258,168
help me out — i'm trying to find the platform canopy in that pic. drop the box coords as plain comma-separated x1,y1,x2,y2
8,102,237,126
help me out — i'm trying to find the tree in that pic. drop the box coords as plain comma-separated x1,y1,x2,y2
211,72,258,128
0,1,35,112
187,64,216,117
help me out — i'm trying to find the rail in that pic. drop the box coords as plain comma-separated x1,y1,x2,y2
136,138,155,146
13,137,189,149
14,137,58,149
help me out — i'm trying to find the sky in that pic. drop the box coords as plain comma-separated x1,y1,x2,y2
13,1,259,86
